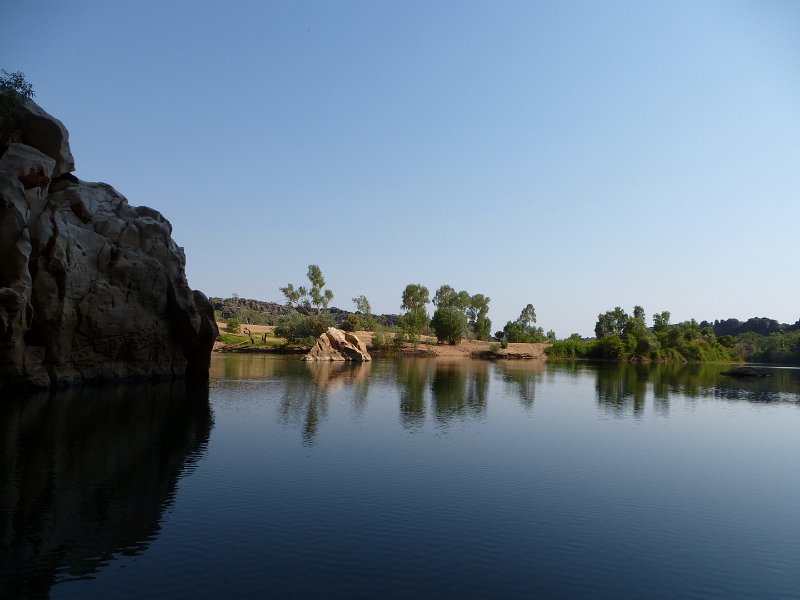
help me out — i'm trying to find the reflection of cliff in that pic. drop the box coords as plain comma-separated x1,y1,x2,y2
0,382,212,598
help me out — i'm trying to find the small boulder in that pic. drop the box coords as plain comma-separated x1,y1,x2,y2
303,327,371,362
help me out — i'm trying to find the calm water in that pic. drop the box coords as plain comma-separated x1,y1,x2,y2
2,356,800,599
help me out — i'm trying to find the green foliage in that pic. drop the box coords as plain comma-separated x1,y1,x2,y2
500,338,509,349
402,284,430,312
400,284,430,348
280,264,333,313
226,318,241,334
274,310,335,346
371,329,405,353
545,333,587,359
431,306,468,344
0,70,34,132
351,294,377,330
502,304,547,343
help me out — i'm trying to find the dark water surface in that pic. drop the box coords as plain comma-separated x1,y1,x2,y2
2,356,800,599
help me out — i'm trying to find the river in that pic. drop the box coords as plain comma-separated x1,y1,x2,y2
2,355,799,598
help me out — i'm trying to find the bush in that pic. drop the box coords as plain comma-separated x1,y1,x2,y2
226,318,241,334
1,70,34,132
500,338,509,349
275,310,334,346
431,306,468,345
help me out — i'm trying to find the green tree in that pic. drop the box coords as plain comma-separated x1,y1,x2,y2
518,304,537,328
595,306,630,338
307,264,333,313
351,294,376,330
502,304,546,342
468,293,492,340
400,284,430,348
653,310,671,332
279,283,307,308
0,70,34,132
431,306,468,344
280,264,334,313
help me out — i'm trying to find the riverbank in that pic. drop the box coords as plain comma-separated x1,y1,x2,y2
213,323,548,360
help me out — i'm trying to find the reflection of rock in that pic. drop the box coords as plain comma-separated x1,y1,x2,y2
306,360,371,391
303,327,371,362
721,366,772,377
0,99,217,390
0,381,212,598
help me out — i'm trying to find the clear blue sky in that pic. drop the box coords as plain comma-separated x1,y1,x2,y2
4,0,799,335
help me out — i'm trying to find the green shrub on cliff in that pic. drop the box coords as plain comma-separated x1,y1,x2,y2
0,70,34,132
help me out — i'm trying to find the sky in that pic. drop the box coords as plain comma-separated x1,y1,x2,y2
3,0,799,336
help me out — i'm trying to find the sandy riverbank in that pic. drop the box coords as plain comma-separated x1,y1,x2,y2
214,322,548,359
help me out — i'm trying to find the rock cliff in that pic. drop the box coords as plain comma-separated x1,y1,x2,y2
0,99,217,389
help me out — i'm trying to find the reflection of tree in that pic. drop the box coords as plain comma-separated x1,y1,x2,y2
396,359,428,429
498,361,544,410
0,381,212,598
595,364,648,416
430,362,488,424
280,372,329,447
590,362,800,418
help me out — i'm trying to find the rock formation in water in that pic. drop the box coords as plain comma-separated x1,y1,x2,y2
0,99,217,389
303,327,372,362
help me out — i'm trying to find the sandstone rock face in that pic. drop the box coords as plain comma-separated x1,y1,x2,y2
303,327,371,362
0,100,217,390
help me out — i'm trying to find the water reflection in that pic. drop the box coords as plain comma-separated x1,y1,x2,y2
0,381,212,599
430,361,488,424
590,362,800,418
396,359,428,429
393,360,493,429
497,360,545,410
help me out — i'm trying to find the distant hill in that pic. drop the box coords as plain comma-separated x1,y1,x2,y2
210,296,400,327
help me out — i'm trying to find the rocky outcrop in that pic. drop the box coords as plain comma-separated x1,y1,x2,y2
0,100,217,390
303,327,371,362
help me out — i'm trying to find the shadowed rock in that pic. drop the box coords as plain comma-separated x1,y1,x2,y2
0,100,217,389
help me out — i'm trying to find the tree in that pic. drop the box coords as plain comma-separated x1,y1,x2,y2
653,311,671,332
401,284,429,313
0,70,34,132
502,304,546,343
352,294,376,331
468,294,492,340
280,264,333,313
431,306,468,344
518,304,537,328
280,283,307,308
432,285,457,308
400,284,430,348
307,264,333,313
595,307,630,338
352,294,371,316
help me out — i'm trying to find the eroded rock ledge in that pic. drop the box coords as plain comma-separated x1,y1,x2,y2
0,100,217,390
